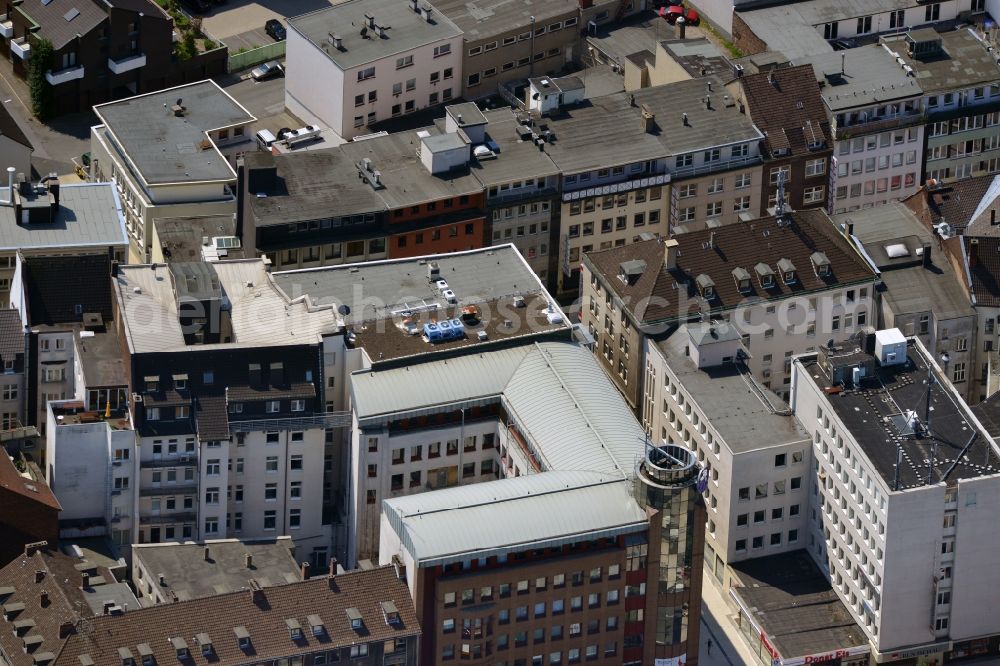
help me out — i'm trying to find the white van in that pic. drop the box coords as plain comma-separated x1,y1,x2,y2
255,129,277,151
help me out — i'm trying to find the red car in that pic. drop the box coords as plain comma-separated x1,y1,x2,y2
660,4,700,25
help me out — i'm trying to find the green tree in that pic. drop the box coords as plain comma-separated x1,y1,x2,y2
28,38,55,120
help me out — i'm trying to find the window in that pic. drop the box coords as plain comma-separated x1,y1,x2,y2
206,459,220,475
804,186,825,204
266,400,280,413
755,483,768,498
857,15,872,33
805,158,826,177
775,453,787,467
467,73,480,87
266,456,279,472
395,55,413,69
357,66,375,81
291,399,305,412
706,201,723,217
953,362,967,383
264,510,276,530
434,44,451,57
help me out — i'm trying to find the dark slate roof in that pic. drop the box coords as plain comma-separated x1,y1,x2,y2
104,0,168,15
967,235,1000,307
0,308,24,364
22,254,113,326
226,383,317,402
56,567,420,666
0,103,31,150
740,64,832,159
972,391,1000,438
15,0,107,49
584,209,875,325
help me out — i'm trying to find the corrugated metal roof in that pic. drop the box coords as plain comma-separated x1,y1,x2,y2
383,472,647,565
350,346,530,420
502,342,646,475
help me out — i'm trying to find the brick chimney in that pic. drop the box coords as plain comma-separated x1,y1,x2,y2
300,562,311,580
34,570,45,583
244,553,253,569
664,239,680,271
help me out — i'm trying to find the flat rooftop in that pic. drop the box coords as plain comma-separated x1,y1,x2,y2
115,259,337,353
273,246,570,364
51,402,131,430
887,28,1000,94
732,551,868,661
94,80,255,186
458,107,561,186
287,0,462,71
833,203,975,320
660,38,733,79
338,128,483,209
77,326,128,388
801,343,1000,490
797,45,923,111
431,0,576,39
383,472,646,566
587,11,671,66
0,184,127,251
154,214,246,262
132,538,300,605
243,148,386,226
658,325,809,455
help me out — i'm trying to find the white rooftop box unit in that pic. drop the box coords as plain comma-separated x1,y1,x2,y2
875,328,907,366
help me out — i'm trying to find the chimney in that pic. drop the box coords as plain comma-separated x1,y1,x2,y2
300,562,311,580
249,579,265,604
47,173,59,208
922,242,932,268
366,14,375,28
40,591,49,607
664,238,680,271
421,5,432,22
82,572,90,588
640,109,655,133
244,553,253,569
970,238,979,268
846,222,854,237
328,558,338,578
992,208,997,225
332,34,342,49
34,570,45,583
204,546,211,561
158,573,165,586
682,112,689,126
58,622,75,639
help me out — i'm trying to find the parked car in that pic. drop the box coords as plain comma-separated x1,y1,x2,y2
265,19,286,41
661,4,699,24
251,60,284,81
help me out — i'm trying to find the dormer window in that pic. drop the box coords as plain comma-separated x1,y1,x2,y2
144,376,158,392
137,644,154,666
195,634,212,657
777,258,797,285
169,637,187,660
732,267,752,294
346,607,364,631
117,648,134,666
811,251,831,277
755,263,775,288
286,618,302,640
172,374,188,390
233,627,250,650
617,259,646,286
380,601,401,626
695,274,716,300
308,615,325,637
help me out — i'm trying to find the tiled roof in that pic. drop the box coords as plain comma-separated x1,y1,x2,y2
0,454,60,510
22,255,113,326
195,395,229,441
0,103,31,150
56,566,419,666
0,547,116,666
584,209,875,325
14,0,107,49
967,235,1000,308
0,307,24,364
740,64,832,159
925,176,997,233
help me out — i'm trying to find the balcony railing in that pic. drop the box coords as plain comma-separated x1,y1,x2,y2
0,15,13,39
670,155,760,180
227,412,352,433
10,37,30,59
833,111,924,141
139,512,197,525
108,53,145,75
139,483,198,497
45,64,84,85
140,456,197,469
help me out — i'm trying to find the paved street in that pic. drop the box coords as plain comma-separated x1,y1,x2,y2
199,0,337,41
0,53,92,178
